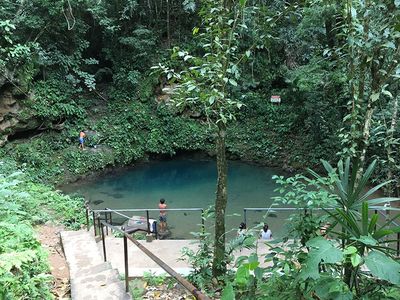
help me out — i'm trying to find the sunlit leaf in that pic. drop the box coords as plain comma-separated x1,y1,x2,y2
365,251,400,284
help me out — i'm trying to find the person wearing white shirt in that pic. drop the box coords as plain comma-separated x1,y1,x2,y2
237,222,247,237
260,224,272,240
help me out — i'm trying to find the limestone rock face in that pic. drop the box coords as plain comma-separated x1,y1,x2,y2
0,86,39,146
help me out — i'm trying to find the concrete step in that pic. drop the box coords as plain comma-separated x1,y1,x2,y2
61,231,104,274
73,262,113,279
72,267,121,285
61,230,131,300
71,280,130,300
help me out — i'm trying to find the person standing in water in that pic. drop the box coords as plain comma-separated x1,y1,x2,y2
158,198,167,232
79,130,86,150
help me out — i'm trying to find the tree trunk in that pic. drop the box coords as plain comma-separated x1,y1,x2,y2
212,123,228,278
386,96,399,196
166,0,171,48
324,15,335,49
356,103,375,181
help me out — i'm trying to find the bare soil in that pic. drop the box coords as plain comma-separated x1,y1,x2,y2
36,224,70,299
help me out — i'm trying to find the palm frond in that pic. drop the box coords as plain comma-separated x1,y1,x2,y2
353,160,377,200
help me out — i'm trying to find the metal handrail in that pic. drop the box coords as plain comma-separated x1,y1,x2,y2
98,219,211,300
92,208,204,213
243,206,400,224
244,207,398,211
85,205,205,238
244,206,400,256
377,209,400,255
243,207,334,226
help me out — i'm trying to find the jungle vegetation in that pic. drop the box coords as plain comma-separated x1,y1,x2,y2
0,0,399,299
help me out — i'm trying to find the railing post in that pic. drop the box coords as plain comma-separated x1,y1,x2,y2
97,216,101,238
201,209,205,235
124,235,129,293
85,204,89,231
384,204,390,246
374,209,378,231
92,211,96,237
104,211,109,235
397,233,400,257
109,212,112,225
101,222,107,262
146,210,150,234
244,209,247,226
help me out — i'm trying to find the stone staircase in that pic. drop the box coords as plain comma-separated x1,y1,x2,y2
61,230,131,300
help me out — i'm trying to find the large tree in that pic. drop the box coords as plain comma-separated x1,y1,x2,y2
170,0,248,277
156,0,287,277
156,0,250,277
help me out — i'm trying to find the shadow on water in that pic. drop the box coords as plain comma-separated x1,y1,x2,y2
91,199,104,206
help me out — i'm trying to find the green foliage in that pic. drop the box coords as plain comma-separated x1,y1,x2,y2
296,234,400,298
221,282,235,300
311,276,353,300
270,159,400,298
137,73,160,102
95,100,208,165
364,251,400,285
309,158,400,213
129,278,146,300
233,253,264,299
180,208,215,292
0,162,86,228
334,1,400,162
273,173,336,245
0,164,84,299
156,0,261,127
209,159,400,299
1,0,399,297
27,79,85,121
63,149,115,177
143,271,166,286
0,227,53,300
300,237,343,280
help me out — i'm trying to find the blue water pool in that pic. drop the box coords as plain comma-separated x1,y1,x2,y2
63,158,289,238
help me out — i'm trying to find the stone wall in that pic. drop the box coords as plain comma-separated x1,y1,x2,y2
0,85,39,146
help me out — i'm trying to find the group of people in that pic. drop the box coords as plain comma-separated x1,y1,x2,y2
237,222,272,240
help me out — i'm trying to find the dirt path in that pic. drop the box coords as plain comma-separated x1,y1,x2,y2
36,224,70,299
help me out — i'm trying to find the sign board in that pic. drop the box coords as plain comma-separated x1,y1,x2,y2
270,95,281,104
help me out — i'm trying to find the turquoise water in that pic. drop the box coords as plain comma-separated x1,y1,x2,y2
63,159,288,238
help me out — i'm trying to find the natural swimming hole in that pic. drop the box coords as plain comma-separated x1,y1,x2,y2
63,158,290,238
